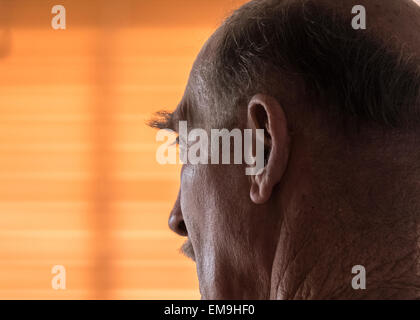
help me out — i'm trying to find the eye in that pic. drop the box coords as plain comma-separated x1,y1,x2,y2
170,135,180,146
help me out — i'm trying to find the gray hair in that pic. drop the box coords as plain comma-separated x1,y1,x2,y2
205,0,420,131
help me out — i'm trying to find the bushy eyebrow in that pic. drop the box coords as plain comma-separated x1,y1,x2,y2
147,110,175,131
148,100,190,132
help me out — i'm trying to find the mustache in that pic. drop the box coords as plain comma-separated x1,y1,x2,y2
180,239,195,261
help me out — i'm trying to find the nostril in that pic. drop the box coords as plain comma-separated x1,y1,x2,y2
178,220,188,236
168,211,188,237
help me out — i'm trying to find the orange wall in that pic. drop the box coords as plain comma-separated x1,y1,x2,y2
0,0,245,299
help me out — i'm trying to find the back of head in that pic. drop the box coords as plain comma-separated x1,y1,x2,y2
207,0,420,132
205,0,420,228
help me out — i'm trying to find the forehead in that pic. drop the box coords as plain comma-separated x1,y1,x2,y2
173,30,222,131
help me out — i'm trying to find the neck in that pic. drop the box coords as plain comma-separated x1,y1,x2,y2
270,205,419,299
269,138,420,299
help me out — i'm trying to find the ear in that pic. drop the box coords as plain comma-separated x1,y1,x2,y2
248,94,291,204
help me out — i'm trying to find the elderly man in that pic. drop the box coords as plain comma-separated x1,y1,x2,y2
151,0,420,299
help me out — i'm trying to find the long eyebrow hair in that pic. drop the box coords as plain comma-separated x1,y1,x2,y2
148,98,190,132
147,110,175,131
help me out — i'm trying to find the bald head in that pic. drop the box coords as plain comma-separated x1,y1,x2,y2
191,0,420,133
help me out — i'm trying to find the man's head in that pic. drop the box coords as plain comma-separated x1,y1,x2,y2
151,0,420,299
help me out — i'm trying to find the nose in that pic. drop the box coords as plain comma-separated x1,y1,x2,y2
168,190,188,237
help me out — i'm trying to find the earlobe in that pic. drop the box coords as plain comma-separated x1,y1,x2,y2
248,94,290,204
250,171,272,204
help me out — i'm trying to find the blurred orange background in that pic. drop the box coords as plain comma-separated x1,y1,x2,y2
0,0,245,299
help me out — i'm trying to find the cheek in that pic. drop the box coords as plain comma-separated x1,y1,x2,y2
180,164,200,205
180,164,224,217
179,164,226,248
180,164,249,238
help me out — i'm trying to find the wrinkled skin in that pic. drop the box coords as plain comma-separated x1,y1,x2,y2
167,0,420,299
